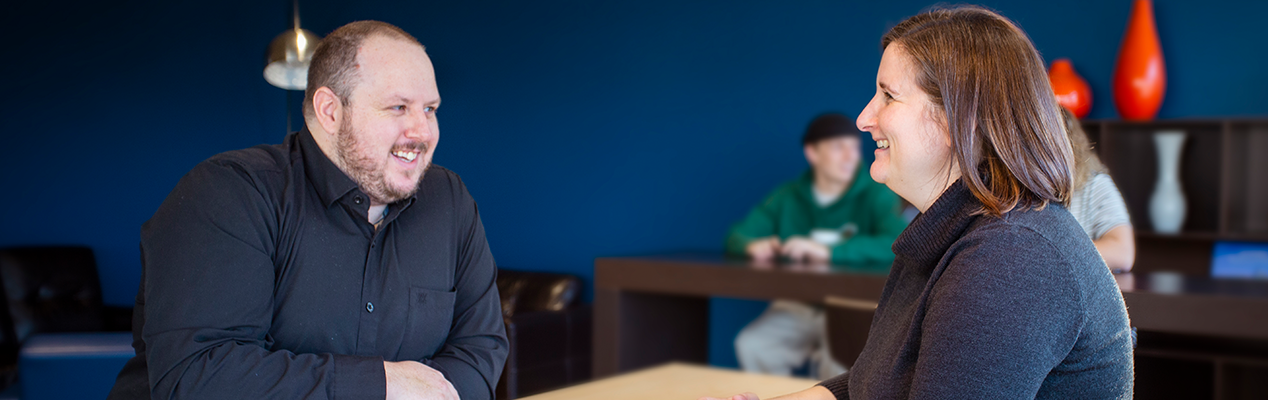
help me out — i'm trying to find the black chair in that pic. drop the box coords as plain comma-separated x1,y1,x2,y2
823,295,877,370
0,246,133,398
495,269,592,399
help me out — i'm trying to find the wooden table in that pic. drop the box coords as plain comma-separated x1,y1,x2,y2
1115,272,1268,340
521,363,818,400
593,253,1268,378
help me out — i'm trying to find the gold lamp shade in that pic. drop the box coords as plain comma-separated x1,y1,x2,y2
264,27,321,90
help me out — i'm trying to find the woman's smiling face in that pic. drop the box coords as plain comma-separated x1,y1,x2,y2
857,44,959,210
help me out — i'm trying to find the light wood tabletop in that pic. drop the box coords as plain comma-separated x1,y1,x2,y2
519,362,820,400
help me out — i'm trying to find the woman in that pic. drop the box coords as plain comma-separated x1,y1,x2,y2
704,6,1133,400
1063,107,1136,272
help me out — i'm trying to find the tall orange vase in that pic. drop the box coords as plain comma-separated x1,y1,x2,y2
1113,0,1166,121
1049,59,1092,118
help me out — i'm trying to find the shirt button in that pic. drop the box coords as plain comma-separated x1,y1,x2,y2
366,302,374,313
353,196,364,205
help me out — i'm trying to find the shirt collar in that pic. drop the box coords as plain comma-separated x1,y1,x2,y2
296,127,422,209
297,127,360,208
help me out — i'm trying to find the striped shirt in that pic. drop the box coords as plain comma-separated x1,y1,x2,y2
1067,173,1132,240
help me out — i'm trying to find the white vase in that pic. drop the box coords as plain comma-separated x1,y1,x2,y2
1149,130,1187,234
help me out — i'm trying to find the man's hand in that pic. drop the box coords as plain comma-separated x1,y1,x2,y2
384,360,459,400
746,237,782,261
780,236,830,261
700,393,759,400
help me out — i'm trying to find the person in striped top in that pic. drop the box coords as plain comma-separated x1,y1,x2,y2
1062,107,1136,272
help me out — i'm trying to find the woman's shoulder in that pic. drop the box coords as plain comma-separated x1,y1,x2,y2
950,208,1103,277
961,206,1082,244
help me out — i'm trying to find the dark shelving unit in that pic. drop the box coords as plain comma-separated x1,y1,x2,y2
1084,118,1268,400
1084,118,1268,276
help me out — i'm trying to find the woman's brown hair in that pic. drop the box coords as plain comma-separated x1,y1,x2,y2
882,6,1074,215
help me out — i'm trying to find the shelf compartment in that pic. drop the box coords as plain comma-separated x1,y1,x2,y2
1097,121,1224,234
1223,121,1268,237
1136,235,1216,275
1135,331,1268,400
1219,363,1268,400
1135,354,1215,400
1136,231,1268,242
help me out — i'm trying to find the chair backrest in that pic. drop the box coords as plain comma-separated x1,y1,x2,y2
495,269,580,318
823,295,878,369
0,247,105,346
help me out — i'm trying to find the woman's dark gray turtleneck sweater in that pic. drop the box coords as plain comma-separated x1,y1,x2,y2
819,180,1133,399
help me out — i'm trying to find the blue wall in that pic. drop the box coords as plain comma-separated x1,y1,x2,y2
3,0,1266,369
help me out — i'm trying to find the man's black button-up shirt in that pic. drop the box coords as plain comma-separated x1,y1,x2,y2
109,129,507,400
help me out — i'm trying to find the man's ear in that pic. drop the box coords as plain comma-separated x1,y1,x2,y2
312,87,344,134
804,143,820,166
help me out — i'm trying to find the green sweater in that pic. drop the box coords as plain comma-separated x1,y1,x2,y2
726,168,907,264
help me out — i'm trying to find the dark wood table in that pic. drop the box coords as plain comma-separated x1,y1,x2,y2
592,253,1268,379
1117,272,1268,340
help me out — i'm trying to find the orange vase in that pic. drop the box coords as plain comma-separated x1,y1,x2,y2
1113,0,1166,121
1049,59,1092,118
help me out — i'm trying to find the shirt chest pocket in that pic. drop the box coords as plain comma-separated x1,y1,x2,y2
404,287,456,358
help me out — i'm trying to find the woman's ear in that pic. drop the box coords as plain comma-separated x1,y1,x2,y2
934,109,953,148
923,106,954,149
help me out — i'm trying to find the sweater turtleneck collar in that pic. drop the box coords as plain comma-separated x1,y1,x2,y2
892,179,981,265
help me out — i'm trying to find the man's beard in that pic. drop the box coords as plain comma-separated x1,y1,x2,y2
333,115,429,204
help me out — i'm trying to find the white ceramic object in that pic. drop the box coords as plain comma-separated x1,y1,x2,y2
1149,271,1184,294
1149,130,1187,234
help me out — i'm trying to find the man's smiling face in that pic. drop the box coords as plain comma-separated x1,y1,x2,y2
331,35,441,205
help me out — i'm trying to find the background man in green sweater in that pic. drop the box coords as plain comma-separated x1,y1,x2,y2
726,113,907,378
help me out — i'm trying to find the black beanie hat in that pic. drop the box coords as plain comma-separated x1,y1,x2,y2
802,113,860,145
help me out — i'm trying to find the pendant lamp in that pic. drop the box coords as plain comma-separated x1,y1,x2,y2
264,0,321,90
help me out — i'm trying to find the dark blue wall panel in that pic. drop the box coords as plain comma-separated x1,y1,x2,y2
2,0,1265,370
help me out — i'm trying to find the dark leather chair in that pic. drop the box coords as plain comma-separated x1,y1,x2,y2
823,295,877,369
0,246,133,399
495,269,592,399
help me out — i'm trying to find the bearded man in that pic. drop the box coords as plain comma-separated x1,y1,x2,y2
108,21,506,400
